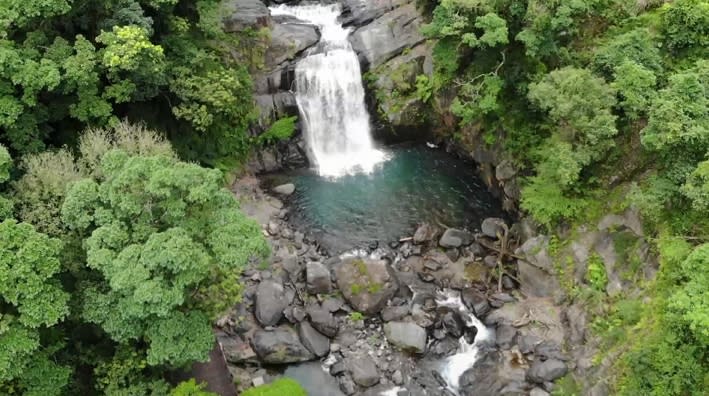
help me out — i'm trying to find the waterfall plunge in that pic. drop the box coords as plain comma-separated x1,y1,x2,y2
270,4,386,177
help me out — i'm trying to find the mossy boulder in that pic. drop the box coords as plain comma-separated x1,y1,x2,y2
335,258,399,315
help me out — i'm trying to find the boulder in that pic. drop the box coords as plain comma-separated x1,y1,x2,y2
348,356,380,387
349,2,425,68
306,261,331,294
217,333,257,363
272,183,296,196
413,223,437,244
223,0,270,32
495,324,517,349
481,217,507,239
459,350,508,396
251,327,315,363
439,228,474,248
307,305,339,337
461,288,491,318
255,280,291,326
516,236,558,298
526,358,568,383
298,321,330,357
335,258,399,315
381,305,409,322
383,321,427,353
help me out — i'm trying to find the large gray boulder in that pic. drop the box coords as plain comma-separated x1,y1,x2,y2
481,217,507,239
349,2,425,68
272,183,296,196
251,327,315,363
255,280,291,326
516,236,558,297
335,258,398,315
439,228,474,248
384,321,427,353
348,356,380,387
223,0,270,32
526,358,568,383
298,321,330,357
307,305,339,337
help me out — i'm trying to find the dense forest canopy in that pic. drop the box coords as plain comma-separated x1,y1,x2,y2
419,0,708,394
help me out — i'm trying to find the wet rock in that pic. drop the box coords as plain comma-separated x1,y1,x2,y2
339,374,357,395
462,288,491,318
495,160,516,181
439,228,473,248
495,324,517,349
306,261,331,294
381,305,409,322
307,305,339,337
417,272,436,282
384,321,427,353
272,183,295,196
502,275,516,289
464,325,478,344
527,358,568,383
218,333,257,363
336,258,399,315
255,280,291,326
429,337,459,358
436,308,464,338
251,327,315,364
330,360,347,375
298,321,330,357
481,217,507,239
349,356,380,387
413,223,437,244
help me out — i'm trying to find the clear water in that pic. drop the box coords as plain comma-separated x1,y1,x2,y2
274,145,503,253
270,3,386,177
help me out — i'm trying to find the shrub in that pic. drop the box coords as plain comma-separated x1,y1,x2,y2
241,378,307,396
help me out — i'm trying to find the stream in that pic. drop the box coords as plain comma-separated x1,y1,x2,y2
248,2,505,395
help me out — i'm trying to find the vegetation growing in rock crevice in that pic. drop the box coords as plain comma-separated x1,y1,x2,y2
419,0,709,393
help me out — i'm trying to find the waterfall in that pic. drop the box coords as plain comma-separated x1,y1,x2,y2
270,4,386,177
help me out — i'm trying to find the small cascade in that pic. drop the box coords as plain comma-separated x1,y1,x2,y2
270,3,386,177
436,290,494,393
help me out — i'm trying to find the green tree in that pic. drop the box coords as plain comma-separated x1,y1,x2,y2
0,145,12,219
661,0,709,52
611,61,657,120
0,219,71,395
61,148,268,367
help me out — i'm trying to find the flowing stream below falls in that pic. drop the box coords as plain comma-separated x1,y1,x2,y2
264,2,503,395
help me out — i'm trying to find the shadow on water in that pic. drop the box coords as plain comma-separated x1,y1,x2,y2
265,144,504,254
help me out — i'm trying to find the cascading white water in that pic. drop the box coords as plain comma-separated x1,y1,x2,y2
270,4,386,177
436,290,494,392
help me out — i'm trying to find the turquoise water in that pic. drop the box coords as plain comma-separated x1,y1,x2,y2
277,145,503,252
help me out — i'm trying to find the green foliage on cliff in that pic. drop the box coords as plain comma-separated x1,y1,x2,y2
0,0,261,165
421,0,709,393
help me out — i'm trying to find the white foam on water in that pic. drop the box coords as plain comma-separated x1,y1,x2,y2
269,4,387,177
436,289,493,392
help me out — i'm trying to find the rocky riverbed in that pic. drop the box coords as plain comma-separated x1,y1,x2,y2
217,176,577,396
